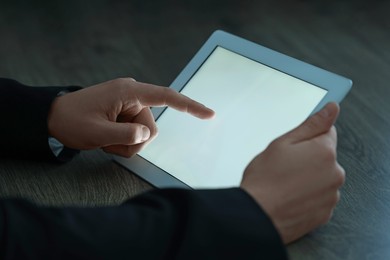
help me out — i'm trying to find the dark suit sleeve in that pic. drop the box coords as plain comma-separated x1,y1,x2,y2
0,189,287,259
0,78,287,259
0,78,80,161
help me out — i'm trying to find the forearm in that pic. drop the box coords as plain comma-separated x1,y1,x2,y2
0,188,287,259
0,78,81,161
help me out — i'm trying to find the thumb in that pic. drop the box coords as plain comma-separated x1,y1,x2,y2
99,121,151,146
285,102,340,143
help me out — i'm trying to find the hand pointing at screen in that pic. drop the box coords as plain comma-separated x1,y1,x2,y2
48,78,215,158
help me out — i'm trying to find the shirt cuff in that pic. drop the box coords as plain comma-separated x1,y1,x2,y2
48,136,80,162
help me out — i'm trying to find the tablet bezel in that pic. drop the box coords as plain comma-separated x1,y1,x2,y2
114,30,353,189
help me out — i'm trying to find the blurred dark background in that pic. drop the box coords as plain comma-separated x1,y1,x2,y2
1,1,390,259
1,0,389,88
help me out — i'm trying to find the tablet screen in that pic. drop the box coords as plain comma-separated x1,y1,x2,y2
139,46,327,189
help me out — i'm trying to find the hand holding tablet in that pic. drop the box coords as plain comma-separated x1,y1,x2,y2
241,102,344,244
114,30,352,189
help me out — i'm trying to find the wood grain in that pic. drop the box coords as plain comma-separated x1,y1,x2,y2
0,0,389,259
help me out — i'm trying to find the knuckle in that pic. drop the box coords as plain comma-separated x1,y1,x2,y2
328,191,341,207
267,139,279,149
268,137,284,150
115,78,136,91
162,86,172,95
263,139,283,158
112,78,131,94
317,138,336,162
328,164,346,191
160,87,172,103
117,77,134,84
334,165,346,188
324,146,337,162
114,78,127,86
334,191,341,205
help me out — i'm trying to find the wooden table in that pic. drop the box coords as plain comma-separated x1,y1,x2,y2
1,1,390,259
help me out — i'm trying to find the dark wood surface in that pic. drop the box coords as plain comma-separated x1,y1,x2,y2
1,0,390,259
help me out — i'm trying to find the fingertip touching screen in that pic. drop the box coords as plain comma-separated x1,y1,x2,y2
139,46,327,189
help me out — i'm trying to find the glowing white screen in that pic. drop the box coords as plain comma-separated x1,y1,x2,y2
139,47,327,189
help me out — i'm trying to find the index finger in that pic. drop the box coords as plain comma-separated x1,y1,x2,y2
135,82,215,119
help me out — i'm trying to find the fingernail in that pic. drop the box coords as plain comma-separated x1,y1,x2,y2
141,126,150,141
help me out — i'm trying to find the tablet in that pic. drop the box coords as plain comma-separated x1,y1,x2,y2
114,30,352,189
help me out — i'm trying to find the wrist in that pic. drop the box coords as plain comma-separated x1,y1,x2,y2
47,93,66,139
47,88,80,162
